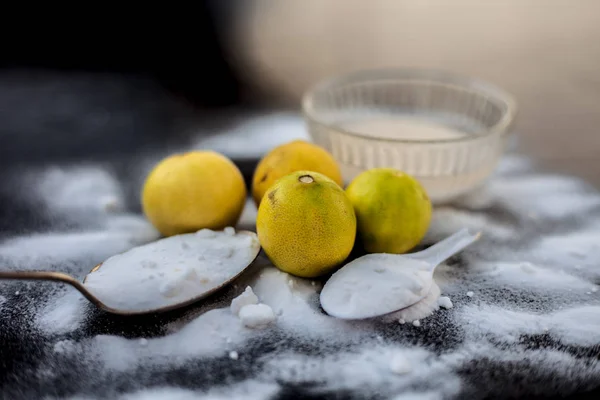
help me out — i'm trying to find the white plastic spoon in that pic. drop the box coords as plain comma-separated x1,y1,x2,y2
320,228,481,320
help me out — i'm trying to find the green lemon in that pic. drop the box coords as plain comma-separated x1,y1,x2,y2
256,170,356,278
345,168,431,254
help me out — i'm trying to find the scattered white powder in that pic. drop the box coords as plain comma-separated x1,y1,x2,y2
116,381,280,400
485,175,600,220
53,340,75,354
258,346,461,397
238,304,276,329
230,286,259,316
466,291,474,298
472,261,593,292
390,391,444,400
3,142,600,399
457,304,600,347
527,230,600,281
82,307,253,372
83,229,261,312
0,165,163,336
14,290,19,295
438,296,453,309
27,165,126,216
0,226,158,273
36,289,88,335
192,112,309,158
229,351,239,360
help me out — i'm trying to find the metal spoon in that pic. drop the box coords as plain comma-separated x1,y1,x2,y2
320,228,481,320
0,230,261,316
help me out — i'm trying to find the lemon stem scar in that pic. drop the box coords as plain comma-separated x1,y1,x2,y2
299,175,314,184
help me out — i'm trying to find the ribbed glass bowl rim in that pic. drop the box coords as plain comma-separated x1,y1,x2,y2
302,68,518,144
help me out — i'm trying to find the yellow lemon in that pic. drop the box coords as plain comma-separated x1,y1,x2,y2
256,170,356,278
142,151,246,236
345,168,431,254
252,140,343,207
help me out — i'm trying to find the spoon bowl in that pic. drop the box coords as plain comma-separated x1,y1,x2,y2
0,229,261,316
320,228,481,320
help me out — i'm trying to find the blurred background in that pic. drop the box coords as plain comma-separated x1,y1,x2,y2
1,0,599,184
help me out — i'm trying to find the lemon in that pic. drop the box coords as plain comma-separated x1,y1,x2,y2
252,140,343,207
345,168,431,254
142,151,247,236
256,170,356,278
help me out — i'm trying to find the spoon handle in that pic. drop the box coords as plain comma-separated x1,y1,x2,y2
407,228,481,267
0,270,102,307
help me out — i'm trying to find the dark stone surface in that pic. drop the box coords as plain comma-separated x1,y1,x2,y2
0,72,598,400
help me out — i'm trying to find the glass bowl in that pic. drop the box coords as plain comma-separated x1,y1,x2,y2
302,68,517,204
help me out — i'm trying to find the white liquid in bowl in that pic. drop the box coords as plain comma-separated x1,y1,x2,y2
344,117,467,141
330,116,504,203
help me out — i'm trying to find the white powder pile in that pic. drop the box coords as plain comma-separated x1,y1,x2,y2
83,229,261,312
230,286,276,328
192,112,309,158
238,304,276,328
389,352,412,375
27,165,126,215
230,286,259,316
438,296,453,309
